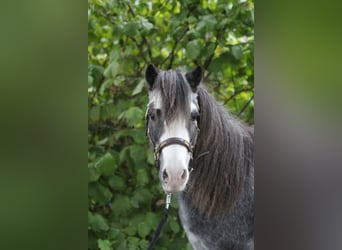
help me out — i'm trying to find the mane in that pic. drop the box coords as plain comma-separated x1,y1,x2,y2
187,84,254,218
152,69,191,123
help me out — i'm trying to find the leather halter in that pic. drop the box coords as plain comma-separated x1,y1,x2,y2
145,110,198,170
153,137,194,170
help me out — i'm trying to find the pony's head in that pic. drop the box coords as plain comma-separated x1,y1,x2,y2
145,64,202,193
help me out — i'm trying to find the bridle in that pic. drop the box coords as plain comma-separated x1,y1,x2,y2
153,137,194,170
145,111,199,171
145,108,204,250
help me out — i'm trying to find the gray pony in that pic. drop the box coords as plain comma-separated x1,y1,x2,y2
145,65,254,250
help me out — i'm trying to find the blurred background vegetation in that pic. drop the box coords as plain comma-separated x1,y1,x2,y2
88,0,254,249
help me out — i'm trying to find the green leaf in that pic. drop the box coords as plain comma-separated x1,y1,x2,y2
103,61,120,79
108,175,126,190
201,42,216,57
169,218,180,233
119,107,144,126
124,21,139,37
129,145,146,165
140,17,153,30
136,168,149,187
112,24,123,36
124,225,136,236
89,64,104,74
137,222,151,238
99,79,113,95
112,195,131,216
186,243,193,250
186,40,201,60
89,106,100,122
232,45,243,60
209,0,217,11
88,164,100,182
98,239,112,250
203,15,217,29
119,146,130,164
196,15,217,33
208,52,231,73
96,137,108,145
147,151,154,165
95,153,117,176
145,212,159,232
101,103,117,120
88,75,94,85
131,188,153,208
88,211,109,232
131,191,144,208
132,79,145,96
88,183,113,205
108,226,124,241
139,240,149,249
127,237,140,250
131,128,147,144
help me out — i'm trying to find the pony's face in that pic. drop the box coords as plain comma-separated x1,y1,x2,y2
145,65,202,193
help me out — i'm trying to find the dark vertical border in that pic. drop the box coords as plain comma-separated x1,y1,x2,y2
256,0,342,249
0,0,88,249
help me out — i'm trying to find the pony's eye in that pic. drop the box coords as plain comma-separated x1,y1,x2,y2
149,109,160,121
149,113,156,121
191,112,200,121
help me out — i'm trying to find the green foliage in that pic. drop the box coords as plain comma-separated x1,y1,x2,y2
88,0,254,249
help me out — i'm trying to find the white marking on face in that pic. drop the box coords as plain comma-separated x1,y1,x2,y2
160,118,190,181
160,118,189,142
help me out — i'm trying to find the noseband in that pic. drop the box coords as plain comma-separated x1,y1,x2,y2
153,137,194,170
145,112,198,170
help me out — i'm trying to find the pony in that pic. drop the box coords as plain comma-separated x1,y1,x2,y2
145,64,254,250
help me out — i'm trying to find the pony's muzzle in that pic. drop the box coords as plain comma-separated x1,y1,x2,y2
161,168,188,193
159,144,191,193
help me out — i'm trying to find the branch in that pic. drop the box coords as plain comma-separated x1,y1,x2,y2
238,94,254,117
165,27,189,69
223,87,254,105
142,36,153,62
162,5,197,68
127,3,154,62
203,30,221,70
128,35,148,64
203,49,215,70
127,2,136,17
88,123,118,132
213,78,222,93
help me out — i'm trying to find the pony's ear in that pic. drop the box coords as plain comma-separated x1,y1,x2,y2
186,66,202,91
145,64,159,90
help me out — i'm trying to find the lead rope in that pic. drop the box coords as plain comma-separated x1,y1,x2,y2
147,194,172,250
147,151,209,249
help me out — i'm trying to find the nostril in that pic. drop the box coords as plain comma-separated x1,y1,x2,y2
163,169,169,182
181,170,187,180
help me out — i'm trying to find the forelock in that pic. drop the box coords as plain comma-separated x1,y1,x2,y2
152,69,192,123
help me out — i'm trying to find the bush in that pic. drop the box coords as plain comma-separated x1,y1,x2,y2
88,0,254,249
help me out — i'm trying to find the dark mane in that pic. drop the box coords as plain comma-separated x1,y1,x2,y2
153,69,191,123
188,84,254,218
